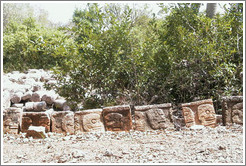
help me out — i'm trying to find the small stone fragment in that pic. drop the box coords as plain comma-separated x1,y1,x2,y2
25,126,47,139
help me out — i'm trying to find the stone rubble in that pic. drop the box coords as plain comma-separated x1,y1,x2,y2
3,124,243,163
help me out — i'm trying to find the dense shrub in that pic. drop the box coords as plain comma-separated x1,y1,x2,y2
3,3,243,111
3,17,76,72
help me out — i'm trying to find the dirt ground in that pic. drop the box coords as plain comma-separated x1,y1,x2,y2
2,124,244,164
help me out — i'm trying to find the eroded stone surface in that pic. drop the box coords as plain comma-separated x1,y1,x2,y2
103,105,132,131
51,111,74,135
146,109,168,129
21,112,50,133
222,96,243,125
134,111,149,132
181,99,217,128
133,104,173,131
3,107,23,134
25,101,47,111
74,109,104,133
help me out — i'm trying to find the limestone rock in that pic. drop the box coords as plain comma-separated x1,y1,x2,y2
25,101,47,111
103,105,132,132
41,90,58,105
181,99,217,128
222,96,243,125
54,99,70,111
51,111,74,135
21,91,33,101
12,103,24,108
10,92,23,104
3,107,23,134
133,103,173,131
74,109,105,133
21,112,50,133
25,126,47,139
31,91,46,102
3,90,11,108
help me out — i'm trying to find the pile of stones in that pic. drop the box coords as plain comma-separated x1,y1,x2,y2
2,69,243,139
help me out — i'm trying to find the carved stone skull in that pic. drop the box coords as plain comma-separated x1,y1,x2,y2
146,109,167,130
197,104,216,127
83,113,104,132
182,107,195,127
104,113,124,131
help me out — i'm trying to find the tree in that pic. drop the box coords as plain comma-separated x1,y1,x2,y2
206,3,217,18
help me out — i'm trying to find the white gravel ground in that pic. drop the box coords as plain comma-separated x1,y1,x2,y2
2,124,244,164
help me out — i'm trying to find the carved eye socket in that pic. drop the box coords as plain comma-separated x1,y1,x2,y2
206,110,210,114
91,119,97,124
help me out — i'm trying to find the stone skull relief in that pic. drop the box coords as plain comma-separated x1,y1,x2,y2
83,113,105,132
134,111,147,132
232,103,243,124
104,113,124,131
197,104,216,127
182,107,195,127
146,109,167,130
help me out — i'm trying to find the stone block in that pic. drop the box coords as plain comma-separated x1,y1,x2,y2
102,105,132,131
3,90,11,108
133,103,173,131
222,96,243,125
41,90,58,105
21,112,50,133
26,126,47,139
51,111,74,135
74,109,105,133
24,101,47,111
31,91,46,102
10,92,23,104
181,99,217,128
21,91,33,101
54,99,70,111
3,107,23,134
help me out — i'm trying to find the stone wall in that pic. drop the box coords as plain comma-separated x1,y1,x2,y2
2,69,243,135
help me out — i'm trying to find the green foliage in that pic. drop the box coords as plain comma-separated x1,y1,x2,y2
4,3,243,111
3,17,76,72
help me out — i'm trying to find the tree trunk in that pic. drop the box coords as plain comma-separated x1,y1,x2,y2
206,3,217,18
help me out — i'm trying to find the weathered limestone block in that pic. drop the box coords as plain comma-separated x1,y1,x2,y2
134,111,151,131
51,111,74,135
25,101,47,111
54,99,70,111
26,126,47,139
21,112,50,133
21,91,33,101
74,109,105,133
3,90,11,108
181,99,217,128
31,91,46,102
102,105,132,131
32,82,44,92
10,92,23,104
222,96,243,125
41,90,58,105
133,103,173,131
12,103,24,108
3,107,23,134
